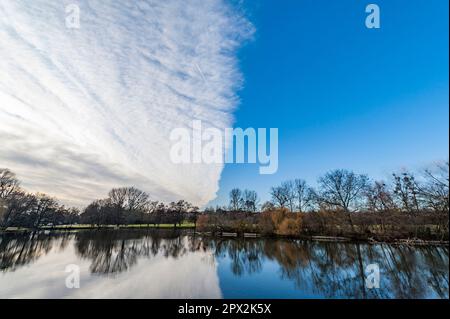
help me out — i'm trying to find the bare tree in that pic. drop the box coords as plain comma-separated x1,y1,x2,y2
107,187,150,225
153,202,167,226
0,191,35,228
168,200,194,227
0,168,21,199
317,170,369,212
108,188,127,206
418,161,449,212
125,187,150,223
83,200,104,227
270,181,296,210
392,172,421,212
317,169,369,232
125,187,150,212
282,181,296,212
365,181,397,212
31,193,59,228
145,200,159,225
229,188,243,211
293,179,314,212
270,185,290,208
243,189,259,212
108,188,128,225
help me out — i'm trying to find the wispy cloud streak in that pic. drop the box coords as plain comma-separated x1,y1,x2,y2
0,0,253,206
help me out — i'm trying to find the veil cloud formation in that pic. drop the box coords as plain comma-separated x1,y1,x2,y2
0,0,253,206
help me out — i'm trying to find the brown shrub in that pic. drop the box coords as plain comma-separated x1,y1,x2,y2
270,208,289,226
277,214,302,236
258,208,303,236
196,214,210,231
259,211,275,235
232,219,254,233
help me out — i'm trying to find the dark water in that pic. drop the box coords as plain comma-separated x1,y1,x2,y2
0,229,448,299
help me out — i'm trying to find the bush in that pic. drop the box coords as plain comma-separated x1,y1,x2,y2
258,208,303,236
277,215,302,236
259,211,275,235
196,214,210,231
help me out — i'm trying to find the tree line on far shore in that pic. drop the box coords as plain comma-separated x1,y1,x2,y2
0,169,79,229
0,162,448,240
0,169,199,229
200,162,448,240
209,163,449,214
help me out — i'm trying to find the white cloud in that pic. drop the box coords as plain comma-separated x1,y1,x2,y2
0,0,253,207
0,238,222,299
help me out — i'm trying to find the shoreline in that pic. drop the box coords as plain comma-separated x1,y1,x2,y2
195,231,449,246
1,225,448,246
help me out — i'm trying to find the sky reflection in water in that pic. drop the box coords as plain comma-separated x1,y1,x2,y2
0,230,448,299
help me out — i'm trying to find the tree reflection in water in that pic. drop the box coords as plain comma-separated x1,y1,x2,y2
0,230,448,298
208,238,448,299
73,229,208,275
0,231,71,272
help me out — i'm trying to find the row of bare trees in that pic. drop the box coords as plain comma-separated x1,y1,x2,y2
227,188,259,212
191,163,448,239
80,189,199,227
1,161,448,236
0,169,79,228
0,168,199,229
220,163,449,215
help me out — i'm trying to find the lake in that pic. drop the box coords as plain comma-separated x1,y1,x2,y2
0,229,448,299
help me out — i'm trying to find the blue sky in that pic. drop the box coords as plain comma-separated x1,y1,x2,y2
209,0,449,207
0,0,447,208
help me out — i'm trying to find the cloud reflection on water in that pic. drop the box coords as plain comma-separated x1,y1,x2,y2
0,230,448,299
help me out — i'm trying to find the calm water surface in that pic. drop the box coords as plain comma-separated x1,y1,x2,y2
0,229,448,299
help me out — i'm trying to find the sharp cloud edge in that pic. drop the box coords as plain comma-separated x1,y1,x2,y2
0,0,254,207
